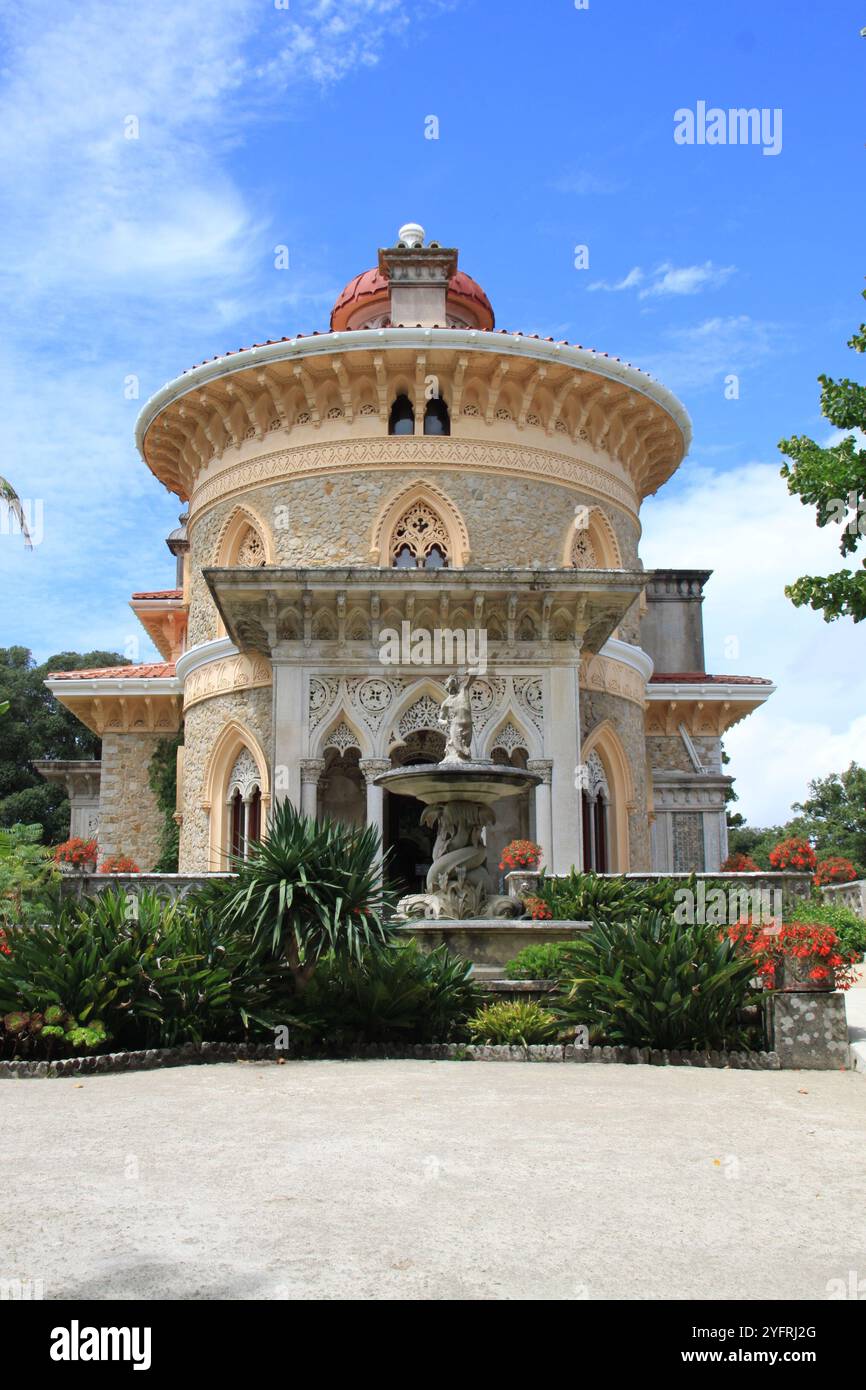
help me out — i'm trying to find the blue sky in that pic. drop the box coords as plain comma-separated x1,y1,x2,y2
1,0,864,826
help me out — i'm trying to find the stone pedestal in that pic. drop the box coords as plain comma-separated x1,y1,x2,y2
398,920,589,977
766,992,850,1070
505,869,541,901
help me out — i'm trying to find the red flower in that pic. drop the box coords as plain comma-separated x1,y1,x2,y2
768,837,817,873
499,839,543,872
727,918,859,991
98,855,140,874
524,895,553,921
814,857,857,887
54,837,98,866
721,852,760,873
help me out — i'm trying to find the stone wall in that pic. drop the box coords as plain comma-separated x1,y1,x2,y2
98,733,165,871
179,685,273,872
822,880,866,918
646,734,723,775
580,689,650,871
186,468,640,646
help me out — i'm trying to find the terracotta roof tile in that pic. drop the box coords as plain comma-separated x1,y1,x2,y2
131,589,182,601
649,673,772,686
47,662,177,680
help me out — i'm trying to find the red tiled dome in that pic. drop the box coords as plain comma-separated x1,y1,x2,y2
330,266,494,332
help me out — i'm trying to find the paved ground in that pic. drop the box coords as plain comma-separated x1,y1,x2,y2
3,1059,865,1300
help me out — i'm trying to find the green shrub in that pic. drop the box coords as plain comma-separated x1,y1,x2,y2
296,940,479,1046
789,896,866,958
467,999,559,1046
504,941,576,981
0,887,290,1057
537,871,688,923
0,823,59,930
555,912,762,1051
197,801,394,991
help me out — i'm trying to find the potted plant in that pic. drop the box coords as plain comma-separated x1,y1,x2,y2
500,839,543,901
814,856,857,888
53,837,98,875
98,854,140,874
729,920,858,992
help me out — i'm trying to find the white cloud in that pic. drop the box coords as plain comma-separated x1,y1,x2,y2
639,314,778,391
641,459,866,826
588,261,735,298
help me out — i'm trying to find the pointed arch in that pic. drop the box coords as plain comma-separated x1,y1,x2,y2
203,719,271,870
369,480,471,567
313,708,371,760
385,678,448,756
215,502,275,566
582,718,635,871
483,710,541,761
562,505,622,569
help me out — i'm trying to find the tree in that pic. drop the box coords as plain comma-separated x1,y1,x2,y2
778,286,866,622
0,476,32,549
0,647,129,843
792,763,866,874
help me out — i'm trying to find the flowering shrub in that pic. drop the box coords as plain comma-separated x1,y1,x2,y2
720,852,760,873
814,857,858,887
53,838,98,868
727,919,859,990
98,855,140,874
768,837,817,872
523,895,553,921
499,839,542,872
0,930,9,956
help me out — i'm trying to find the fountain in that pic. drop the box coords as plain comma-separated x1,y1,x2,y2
375,673,542,921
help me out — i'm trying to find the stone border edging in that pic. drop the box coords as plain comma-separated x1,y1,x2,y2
0,1040,782,1077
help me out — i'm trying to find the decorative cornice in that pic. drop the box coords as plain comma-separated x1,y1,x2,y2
183,651,273,711
580,651,647,707
187,435,639,524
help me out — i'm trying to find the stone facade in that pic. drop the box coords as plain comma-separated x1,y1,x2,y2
98,733,165,870
44,224,775,880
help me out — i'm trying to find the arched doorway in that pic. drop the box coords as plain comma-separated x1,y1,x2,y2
384,729,444,895
318,747,366,829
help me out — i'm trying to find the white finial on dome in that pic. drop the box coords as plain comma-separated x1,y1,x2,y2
398,222,425,248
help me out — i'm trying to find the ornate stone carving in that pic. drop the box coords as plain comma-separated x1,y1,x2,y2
513,675,544,730
345,676,403,732
390,500,450,564
490,721,528,757
580,653,645,708
183,653,272,711
227,748,261,801
299,758,326,785
571,529,599,569
439,674,475,762
397,693,443,742
359,757,391,786
585,750,609,800
236,526,266,568
308,676,341,730
527,758,553,785
188,437,639,521
324,721,360,754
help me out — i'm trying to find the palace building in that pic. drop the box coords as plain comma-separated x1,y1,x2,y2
42,224,774,883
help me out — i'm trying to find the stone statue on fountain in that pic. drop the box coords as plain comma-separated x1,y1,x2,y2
380,671,536,922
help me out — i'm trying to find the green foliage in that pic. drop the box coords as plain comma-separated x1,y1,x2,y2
788,896,866,959
726,823,795,869
295,941,479,1046
467,999,559,1046
503,941,576,981
0,887,288,1057
0,822,58,929
537,870,689,923
0,646,130,843
201,800,394,989
778,287,866,623
555,913,762,1051
792,763,866,874
147,732,183,872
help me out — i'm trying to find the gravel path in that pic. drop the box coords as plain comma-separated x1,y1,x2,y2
4,1061,864,1300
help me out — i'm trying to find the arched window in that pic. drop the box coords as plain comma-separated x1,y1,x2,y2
236,526,266,567
226,748,263,862
388,394,415,435
581,751,610,872
423,397,450,436
390,501,450,569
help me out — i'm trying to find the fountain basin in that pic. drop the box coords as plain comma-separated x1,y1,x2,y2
396,920,590,977
375,760,540,805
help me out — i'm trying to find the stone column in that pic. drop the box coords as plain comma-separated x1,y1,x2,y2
299,759,326,820
271,651,304,809
360,759,392,867
547,663,581,874
527,759,553,870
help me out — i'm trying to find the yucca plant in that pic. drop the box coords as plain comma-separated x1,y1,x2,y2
198,800,395,992
555,911,762,1051
467,999,559,1046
